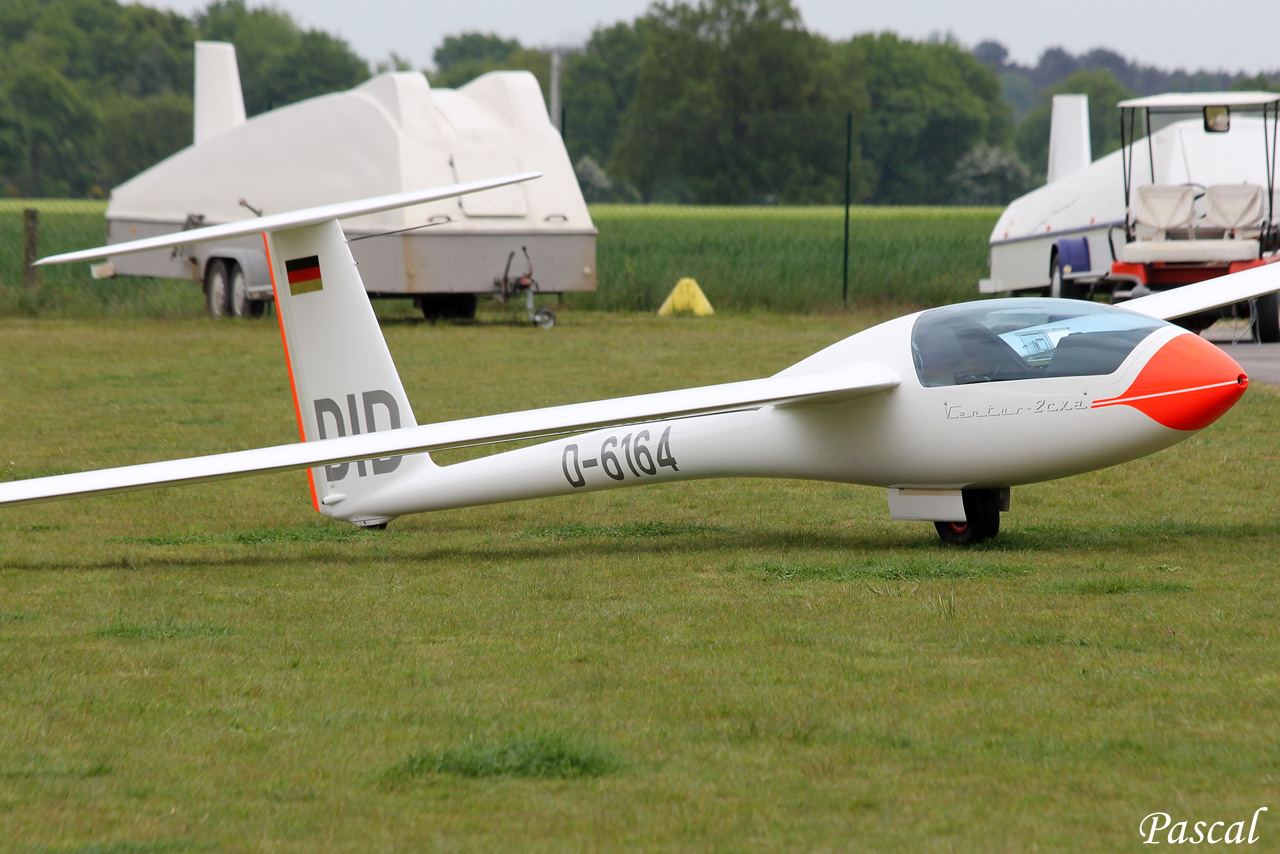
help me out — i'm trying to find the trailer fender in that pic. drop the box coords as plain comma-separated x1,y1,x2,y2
1053,236,1091,277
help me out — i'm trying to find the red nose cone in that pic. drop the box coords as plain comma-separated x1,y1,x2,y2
1092,333,1248,431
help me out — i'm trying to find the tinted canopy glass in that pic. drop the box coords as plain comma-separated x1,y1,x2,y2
912,299,1166,388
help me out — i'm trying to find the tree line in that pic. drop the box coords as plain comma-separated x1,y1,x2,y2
0,0,369,197
2,0,1276,204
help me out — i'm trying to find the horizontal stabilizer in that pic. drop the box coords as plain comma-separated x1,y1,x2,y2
0,366,898,509
35,172,541,267
1122,261,1280,321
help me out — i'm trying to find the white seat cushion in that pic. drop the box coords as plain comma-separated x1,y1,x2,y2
1120,238,1259,264
1133,185,1195,231
1204,184,1264,230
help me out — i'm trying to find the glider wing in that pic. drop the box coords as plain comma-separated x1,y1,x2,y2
1122,261,1280,321
0,366,898,508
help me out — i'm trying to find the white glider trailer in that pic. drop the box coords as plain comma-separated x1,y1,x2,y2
981,92,1280,341
96,42,595,327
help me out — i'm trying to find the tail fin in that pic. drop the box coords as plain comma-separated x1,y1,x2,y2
33,173,540,526
1046,94,1091,184
266,219,427,526
193,41,247,145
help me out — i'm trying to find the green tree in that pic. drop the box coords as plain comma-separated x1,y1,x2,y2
562,22,645,166
0,94,26,194
950,144,1032,205
0,0,195,195
1015,69,1133,182
97,90,193,190
0,0,378,196
611,0,867,203
1,64,100,196
846,32,1010,204
1231,73,1280,93
0,0,195,98
426,33,551,100
430,33,522,88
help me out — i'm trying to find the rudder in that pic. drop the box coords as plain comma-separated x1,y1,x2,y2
265,218,430,525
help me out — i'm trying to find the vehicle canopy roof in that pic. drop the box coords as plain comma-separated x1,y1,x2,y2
1118,91,1280,111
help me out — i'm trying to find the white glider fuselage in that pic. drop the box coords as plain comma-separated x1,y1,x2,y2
325,307,1246,523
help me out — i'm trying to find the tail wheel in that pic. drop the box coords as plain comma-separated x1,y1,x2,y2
204,259,230,319
934,489,1001,546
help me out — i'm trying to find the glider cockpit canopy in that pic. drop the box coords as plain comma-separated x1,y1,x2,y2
912,299,1166,388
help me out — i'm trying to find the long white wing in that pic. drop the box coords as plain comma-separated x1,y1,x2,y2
1121,260,1280,321
34,172,542,266
0,365,898,508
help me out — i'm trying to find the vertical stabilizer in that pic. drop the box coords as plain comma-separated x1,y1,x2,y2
265,219,430,526
32,172,541,524
194,41,247,145
1047,94,1092,184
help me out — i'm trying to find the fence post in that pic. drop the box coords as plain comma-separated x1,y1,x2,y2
842,111,852,305
23,208,39,295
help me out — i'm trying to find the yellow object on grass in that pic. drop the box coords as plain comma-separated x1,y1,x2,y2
657,278,715,317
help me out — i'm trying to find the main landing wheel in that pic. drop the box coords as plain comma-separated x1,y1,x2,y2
934,489,1001,546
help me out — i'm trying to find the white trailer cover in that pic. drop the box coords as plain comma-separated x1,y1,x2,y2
106,68,595,296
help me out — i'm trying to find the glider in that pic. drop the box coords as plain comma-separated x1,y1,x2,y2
1,172,1272,545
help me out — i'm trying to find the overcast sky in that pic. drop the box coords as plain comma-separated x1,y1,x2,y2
129,0,1278,76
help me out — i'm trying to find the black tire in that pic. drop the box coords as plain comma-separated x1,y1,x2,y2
1257,291,1280,343
1049,255,1081,300
227,261,265,318
204,259,229,319
934,489,1001,546
420,293,478,321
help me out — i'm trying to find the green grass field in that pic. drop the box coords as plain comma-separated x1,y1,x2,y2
0,203,999,318
584,204,998,311
2,313,1278,851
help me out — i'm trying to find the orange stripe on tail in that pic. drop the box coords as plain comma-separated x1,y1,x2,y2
263,232,320,511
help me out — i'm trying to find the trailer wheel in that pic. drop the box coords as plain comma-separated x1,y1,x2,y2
1049,256,1081,300
204,259,230,319
1257,291,1280,343
228,261,265,318
532,308,556,329
934,489,1001,546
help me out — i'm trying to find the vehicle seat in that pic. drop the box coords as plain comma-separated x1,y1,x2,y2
1132,184,1196,235
1121,183,1259,263
1204,183,1264,233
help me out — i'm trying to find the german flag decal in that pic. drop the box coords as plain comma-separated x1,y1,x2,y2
286,255,323,296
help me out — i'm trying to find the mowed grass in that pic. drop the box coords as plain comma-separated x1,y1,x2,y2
0,203,998,319
1,313,1279,851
